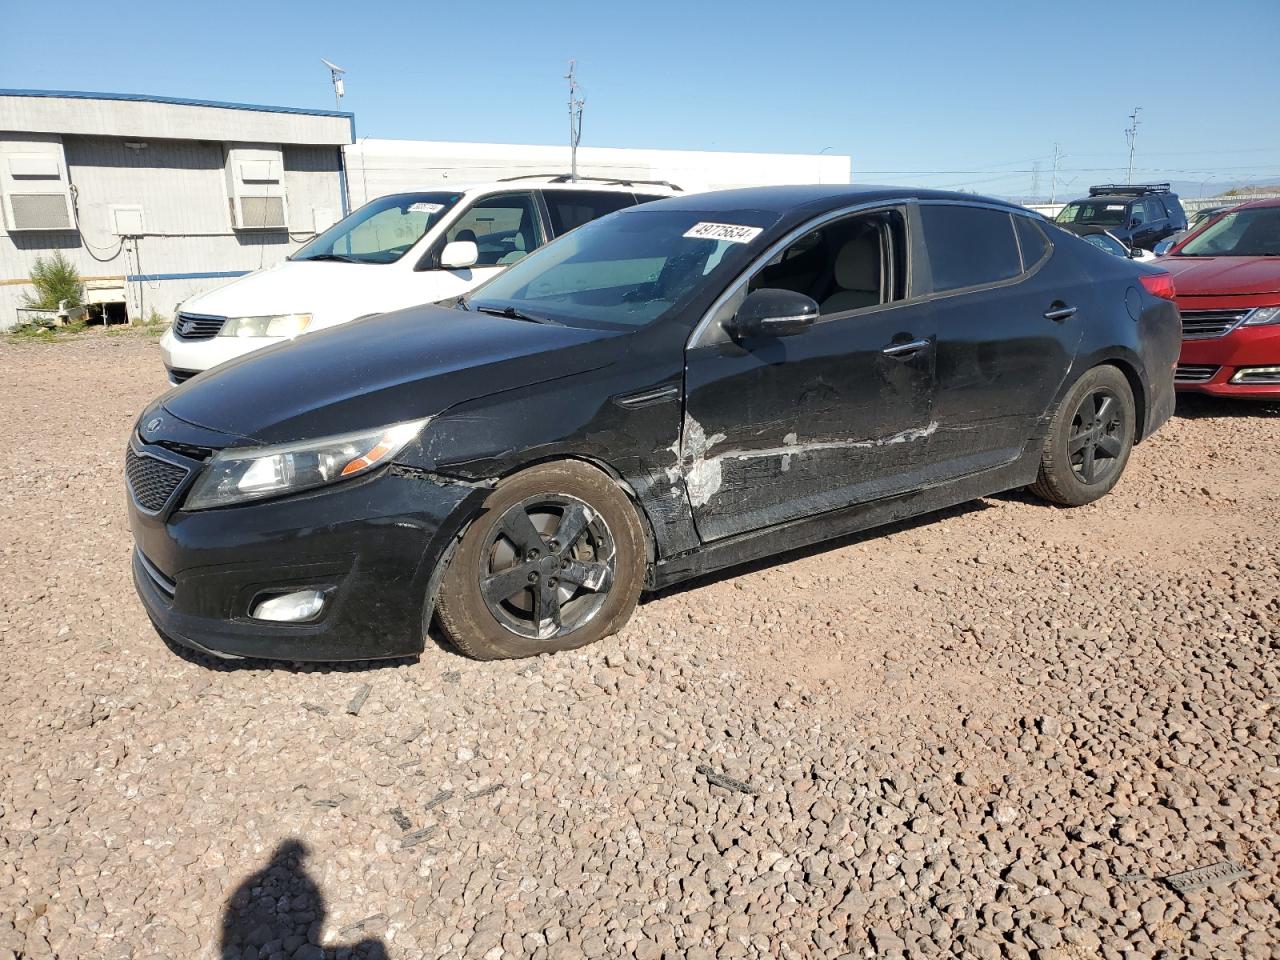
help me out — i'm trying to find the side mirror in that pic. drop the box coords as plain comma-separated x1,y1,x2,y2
1153,239,1173,256
1128,244,1146,259
731,288,820,339
440,240,479,270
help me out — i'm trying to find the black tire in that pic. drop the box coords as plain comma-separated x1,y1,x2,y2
1029,364,1136,507
435,462,646,660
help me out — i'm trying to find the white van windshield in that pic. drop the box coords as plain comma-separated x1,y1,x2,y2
293,192,461,265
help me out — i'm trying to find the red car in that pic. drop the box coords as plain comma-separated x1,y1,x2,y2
1159,198,1280,398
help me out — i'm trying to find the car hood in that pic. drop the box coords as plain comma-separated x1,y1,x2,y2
180,259,398,318
160,305,623,444
1160,256,1280,297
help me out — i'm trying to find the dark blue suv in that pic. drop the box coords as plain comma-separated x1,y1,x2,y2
1055,184,1187,250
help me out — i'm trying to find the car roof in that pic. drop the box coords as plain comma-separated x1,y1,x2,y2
633,183,1027,217
1232,197,1280,210
463,180,677,196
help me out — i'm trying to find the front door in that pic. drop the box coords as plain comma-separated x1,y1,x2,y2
681,207,938,542
423,191,545,301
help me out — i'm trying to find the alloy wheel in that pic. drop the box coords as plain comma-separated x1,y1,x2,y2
480,495,616,640
1068,388,1126,485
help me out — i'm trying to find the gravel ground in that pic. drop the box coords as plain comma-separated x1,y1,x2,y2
1,331,1277,960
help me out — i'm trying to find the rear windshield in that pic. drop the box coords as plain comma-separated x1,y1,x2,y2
292,192,461,265
1176,207,1280,257
1056,201,1129,227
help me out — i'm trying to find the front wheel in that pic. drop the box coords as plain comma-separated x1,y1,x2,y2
1028,365,1136,507
434,462,646,660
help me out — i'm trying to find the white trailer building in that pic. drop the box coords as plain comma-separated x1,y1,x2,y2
343,139,850,207
0,90,353,330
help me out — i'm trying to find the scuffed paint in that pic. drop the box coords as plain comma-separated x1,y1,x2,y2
679,416,728,507
675,416,939,508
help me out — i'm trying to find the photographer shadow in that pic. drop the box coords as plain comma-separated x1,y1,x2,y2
219,840,387,960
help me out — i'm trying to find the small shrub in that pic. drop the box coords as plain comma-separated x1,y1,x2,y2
21,252,84,311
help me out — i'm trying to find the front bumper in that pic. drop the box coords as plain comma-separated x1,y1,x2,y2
1176,323,1280,398
159,328,285,384
127,440,484,661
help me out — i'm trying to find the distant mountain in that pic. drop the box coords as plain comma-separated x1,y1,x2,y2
1166,177,1280,199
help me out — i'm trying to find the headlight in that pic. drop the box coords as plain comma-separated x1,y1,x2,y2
217,313,313,338
1242,306,1280,326
184,419,428,510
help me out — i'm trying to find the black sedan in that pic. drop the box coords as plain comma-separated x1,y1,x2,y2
126,186,1180,661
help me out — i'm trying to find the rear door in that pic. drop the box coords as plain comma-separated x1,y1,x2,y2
919,205,1084,478
540,189,637,239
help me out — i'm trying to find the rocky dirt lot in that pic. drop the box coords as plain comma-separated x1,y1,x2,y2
1,332,1277,960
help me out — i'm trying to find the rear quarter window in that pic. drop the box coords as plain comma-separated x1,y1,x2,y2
920,205,1022,293
1014,216,1050,269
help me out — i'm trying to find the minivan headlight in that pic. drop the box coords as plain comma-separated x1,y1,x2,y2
1242,306,1280,326
184,419,429,510
218,313,313,338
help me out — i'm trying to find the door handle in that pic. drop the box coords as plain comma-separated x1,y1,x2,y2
1043,305,1078,322
881,337,932,358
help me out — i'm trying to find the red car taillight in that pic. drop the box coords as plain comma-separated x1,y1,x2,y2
1140,272,1177,301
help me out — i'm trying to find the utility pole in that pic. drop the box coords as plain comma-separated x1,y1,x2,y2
1124,106,1142,185
1049,143,1064,204
565,61,584,181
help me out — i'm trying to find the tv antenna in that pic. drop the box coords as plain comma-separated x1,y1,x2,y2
565,61,585,181
322,58,346,112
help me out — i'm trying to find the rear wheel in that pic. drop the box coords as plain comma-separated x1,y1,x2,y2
435,462,646,660
1029,365,1135,506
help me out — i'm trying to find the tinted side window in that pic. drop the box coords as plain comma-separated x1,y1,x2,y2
543,190,635,236
1150,196,1170,219
1014,216,1050,269
920,206,1021,292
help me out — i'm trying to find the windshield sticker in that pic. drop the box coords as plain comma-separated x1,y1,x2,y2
683,222,763,244
408,202,444,214
1106,204,1125,211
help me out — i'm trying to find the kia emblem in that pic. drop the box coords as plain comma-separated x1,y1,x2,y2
145,417,163,434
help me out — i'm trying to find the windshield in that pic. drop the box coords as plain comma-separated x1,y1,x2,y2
1081,233,1126,258
467,208,776,330
1056,201,1129,227
292,192,461,264
1177,207,1280,257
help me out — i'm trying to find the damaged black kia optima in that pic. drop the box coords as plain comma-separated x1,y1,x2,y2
126,185,1180,661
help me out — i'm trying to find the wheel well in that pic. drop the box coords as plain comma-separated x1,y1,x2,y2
1098,359,1148,441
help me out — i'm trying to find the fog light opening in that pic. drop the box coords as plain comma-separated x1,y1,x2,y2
1230,366,1280,385
252,589,326,623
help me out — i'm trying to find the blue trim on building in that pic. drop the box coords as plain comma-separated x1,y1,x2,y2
126,270,249,283
0,88,355,124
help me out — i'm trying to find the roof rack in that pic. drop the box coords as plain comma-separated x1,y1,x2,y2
1088,183,1171,197
497,172,683,191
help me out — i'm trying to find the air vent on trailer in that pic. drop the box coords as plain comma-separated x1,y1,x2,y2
224,145,288,230
2,148,74,231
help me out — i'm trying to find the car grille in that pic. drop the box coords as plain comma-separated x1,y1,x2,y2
1174,364,1220,384
125,448,190,513
172,312,227,341
1180,309,1248,340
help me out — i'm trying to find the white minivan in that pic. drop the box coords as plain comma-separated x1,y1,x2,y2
160,178,675,384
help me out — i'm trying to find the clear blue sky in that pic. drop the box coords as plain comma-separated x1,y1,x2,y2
3,0,1278,198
